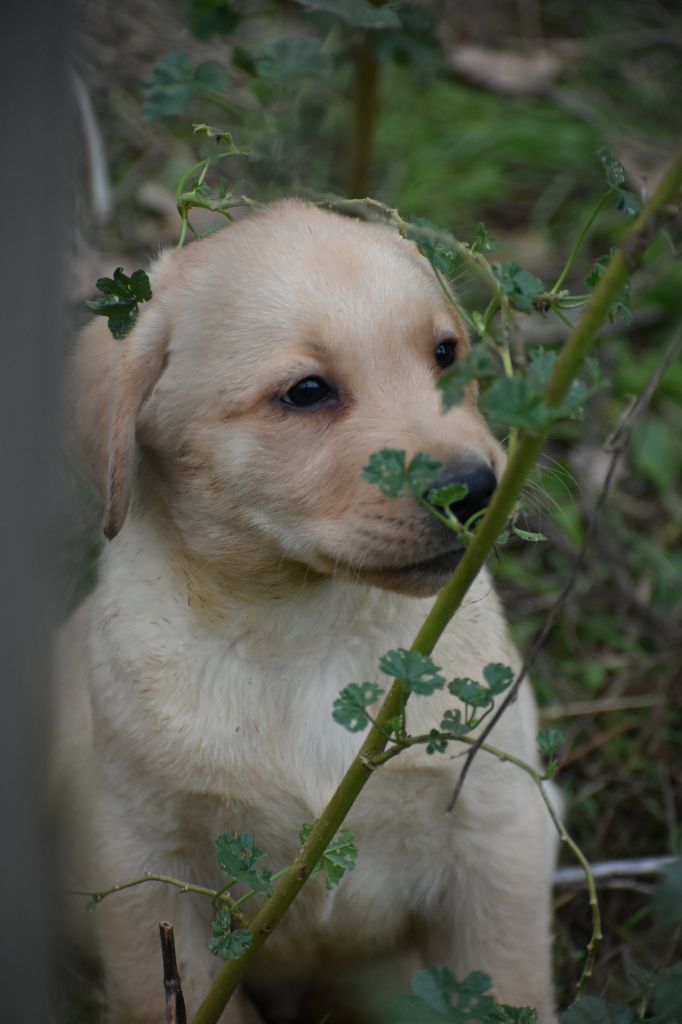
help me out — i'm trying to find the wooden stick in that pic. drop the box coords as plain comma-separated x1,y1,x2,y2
159,922,187,1024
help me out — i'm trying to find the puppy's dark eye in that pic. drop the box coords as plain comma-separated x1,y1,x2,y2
435,340,456,370
282,376,336,408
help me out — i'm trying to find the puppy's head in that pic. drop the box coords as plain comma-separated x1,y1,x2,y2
72,201,505,597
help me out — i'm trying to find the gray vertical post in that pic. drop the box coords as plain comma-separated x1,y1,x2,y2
0,1,72,1019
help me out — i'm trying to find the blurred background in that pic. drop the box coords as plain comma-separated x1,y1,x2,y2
62,0,681,1019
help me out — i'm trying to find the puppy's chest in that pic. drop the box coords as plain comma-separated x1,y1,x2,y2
109,619,397,817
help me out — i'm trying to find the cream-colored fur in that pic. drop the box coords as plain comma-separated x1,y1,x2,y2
56,201,557,1023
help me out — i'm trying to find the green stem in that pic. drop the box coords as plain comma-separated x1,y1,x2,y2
348,35,380,198
192,146,682,1024
71,873,221,906
550,190,612,295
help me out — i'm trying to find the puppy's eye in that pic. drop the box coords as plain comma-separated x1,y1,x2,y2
282,376,336,408
435,340,457,370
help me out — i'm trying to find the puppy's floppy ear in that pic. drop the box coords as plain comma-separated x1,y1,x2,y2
71,301,170,540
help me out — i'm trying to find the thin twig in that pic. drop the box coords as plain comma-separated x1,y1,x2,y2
68,872,247,926
160,922,187,1024
540,694,665,720
445,328,682,815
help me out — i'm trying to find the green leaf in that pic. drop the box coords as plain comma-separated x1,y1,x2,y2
438,347,500,409
512,527,547,543
379,649,444,695
256,37,332,83
426,730,449,754
448,676,493,709
300,824,358,890
362,449,442,498
652,964,682,1021
537,727,563,757
474,222,497,253
597,148,642,216
213,831,273,896
631,416,678,492
85,267,152,340
129,269,152,302
560,996,635,1024
482,663,514,694
481,376,553,431
393,967,530,1023
142,52,228,121
586,252,632,324
492,261,545,313
332,682,384,732
404,216,456,275
439,708,471,737
292,0,401,30
406,452,443,494
206,910,252,959
363,448,407,498
652,860,682,929
188,0,241,38
428,483,469,509
597,147,627,191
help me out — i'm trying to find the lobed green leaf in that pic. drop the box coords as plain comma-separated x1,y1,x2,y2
537,727,563,758
206,910,253,960
427,482,469,510
299,824,358,890
86,267,152,340
482,663,514,694
213,831,273,896
439,708,471,738
332,682,384,732
597,148,642,217
393,967,535,1023
448,677,493,709
379,649,445,695
492,261,545,313
363,449,442,499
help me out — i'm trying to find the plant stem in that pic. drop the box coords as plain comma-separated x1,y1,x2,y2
348,36,381,198
70,872,246,924
192,146,682,1024
550,190,612,294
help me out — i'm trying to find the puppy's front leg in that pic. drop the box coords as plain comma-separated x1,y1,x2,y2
421,795,557,1024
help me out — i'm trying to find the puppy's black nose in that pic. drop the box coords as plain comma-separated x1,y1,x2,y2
426,462,498,526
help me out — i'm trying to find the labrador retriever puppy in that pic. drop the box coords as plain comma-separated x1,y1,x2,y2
56,200,557,1024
